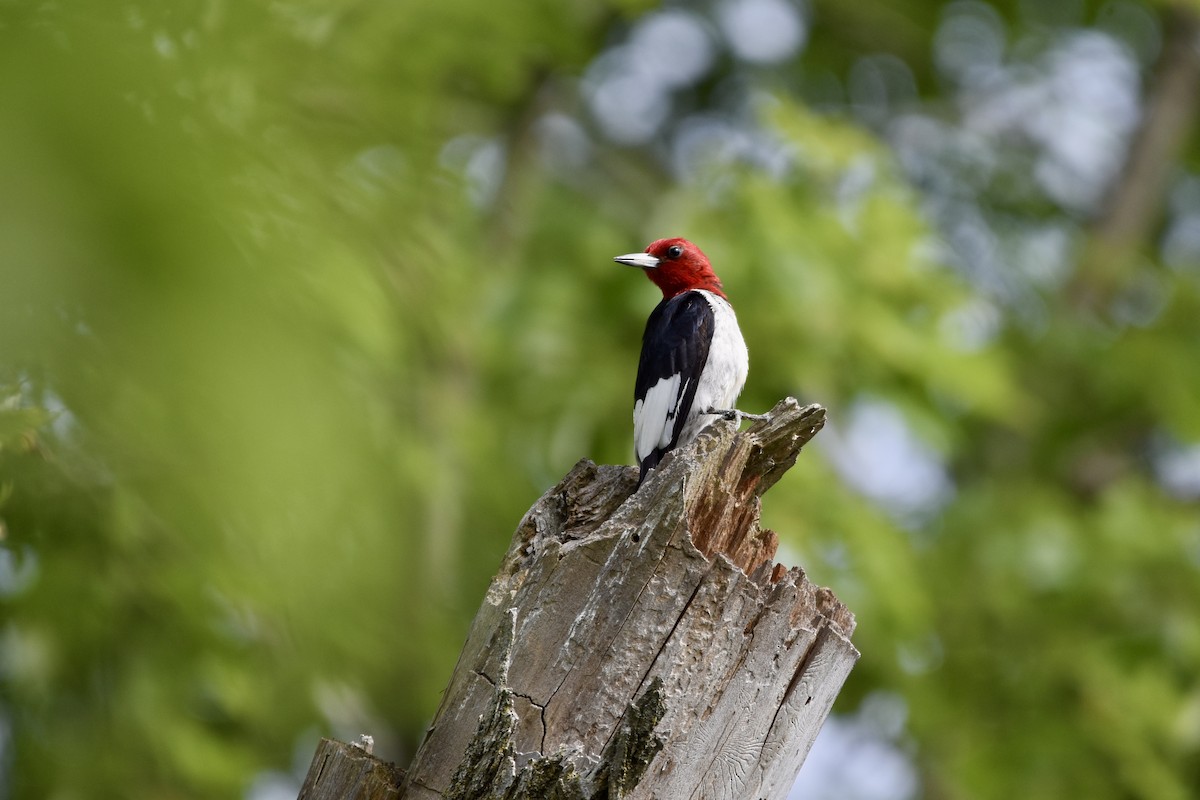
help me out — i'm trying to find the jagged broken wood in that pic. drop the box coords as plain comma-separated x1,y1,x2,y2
298,398,858,800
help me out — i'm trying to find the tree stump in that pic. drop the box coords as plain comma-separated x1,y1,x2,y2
300,398,858,800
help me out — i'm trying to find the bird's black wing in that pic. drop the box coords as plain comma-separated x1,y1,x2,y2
633,291,714,482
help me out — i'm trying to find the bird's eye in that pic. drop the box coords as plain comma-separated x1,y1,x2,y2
666,245,684,259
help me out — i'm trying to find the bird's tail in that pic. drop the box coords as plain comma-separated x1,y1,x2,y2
637,450,665,487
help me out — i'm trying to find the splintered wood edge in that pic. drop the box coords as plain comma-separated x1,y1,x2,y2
683,399,827,576
743,400,827,496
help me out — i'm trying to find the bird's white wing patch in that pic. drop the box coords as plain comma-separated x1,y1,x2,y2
634,373,683,463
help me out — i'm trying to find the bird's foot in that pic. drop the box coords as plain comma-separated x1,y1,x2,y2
705,407,769,426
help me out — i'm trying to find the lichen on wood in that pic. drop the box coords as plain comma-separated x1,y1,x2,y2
589,677,667,799
445,622,666,800
444,686,519,800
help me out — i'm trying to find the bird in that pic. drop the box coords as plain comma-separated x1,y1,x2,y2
614,237,754,485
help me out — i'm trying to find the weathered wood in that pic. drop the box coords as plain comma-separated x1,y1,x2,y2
298,738,405,800
298,398,858,800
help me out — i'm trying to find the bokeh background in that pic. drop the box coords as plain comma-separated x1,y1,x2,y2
2,1,1199,798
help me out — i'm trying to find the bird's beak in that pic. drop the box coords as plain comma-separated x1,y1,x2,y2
613,252,661,269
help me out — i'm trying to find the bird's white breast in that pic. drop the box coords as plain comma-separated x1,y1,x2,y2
679,290,748,445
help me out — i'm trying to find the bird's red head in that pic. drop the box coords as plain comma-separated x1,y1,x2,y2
613,237,727,300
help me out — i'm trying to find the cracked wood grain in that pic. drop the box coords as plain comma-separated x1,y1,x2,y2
298,398,858,800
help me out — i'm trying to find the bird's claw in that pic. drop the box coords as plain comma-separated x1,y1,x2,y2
705,407,769,426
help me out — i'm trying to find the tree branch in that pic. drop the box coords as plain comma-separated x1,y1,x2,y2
1071,5,1200,310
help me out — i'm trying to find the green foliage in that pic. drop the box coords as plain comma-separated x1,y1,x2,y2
1,1,1199,799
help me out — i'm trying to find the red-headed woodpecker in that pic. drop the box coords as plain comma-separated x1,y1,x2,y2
614,237,752,485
